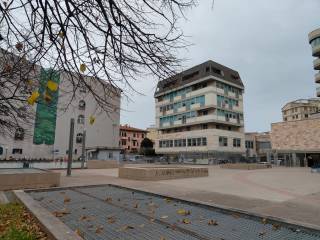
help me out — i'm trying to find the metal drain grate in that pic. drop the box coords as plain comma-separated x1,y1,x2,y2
28,185,320,240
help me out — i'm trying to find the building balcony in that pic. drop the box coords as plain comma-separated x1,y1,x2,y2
309,28,320,57
159,114,244,129
317,87,320,97
314,59,320,71
315,72,320,84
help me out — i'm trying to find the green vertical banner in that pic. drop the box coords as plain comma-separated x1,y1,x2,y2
33,69,60,145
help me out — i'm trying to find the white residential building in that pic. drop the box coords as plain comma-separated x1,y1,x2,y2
0,69,121,161
154,61,245,162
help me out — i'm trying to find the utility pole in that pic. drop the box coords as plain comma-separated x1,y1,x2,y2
81,129,86,169
67,118,75,176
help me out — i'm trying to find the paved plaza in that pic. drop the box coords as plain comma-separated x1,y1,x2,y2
53,165,320,228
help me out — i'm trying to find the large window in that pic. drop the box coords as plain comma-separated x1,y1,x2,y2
233,138,241,148
219,137,228,147
245,141,254,149
0,146,3,155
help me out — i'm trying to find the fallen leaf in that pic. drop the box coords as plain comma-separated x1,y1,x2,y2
107,216,116,224
75,228,84,237
177,209,191,216
64,197,71,203
105,197,112,202
139,224,145,228
79,215,88,221
133,203,139,208
164,198,172,203
272,224,281,230
208,220,218,226
262,218,267,224
182,218,191,224
161,215,169,219
118,225,134,232
95,226,103,234
160,237,166,240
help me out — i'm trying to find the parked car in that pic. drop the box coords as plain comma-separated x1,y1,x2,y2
129,155,144,162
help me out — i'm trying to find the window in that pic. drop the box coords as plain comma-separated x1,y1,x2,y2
0,146,3,155
121,139,126,145
14,128,24,140
202,124,208,130
233,138,241,148
219,137,228,147
182,71,199,81
212,67,222,75
206,67,210,72
109,152,113,159
12,148,23,154
79,100,86,110
76,133,83,143
202,138,207,146
133,133,136,138
305,114,309,118
74,149,77,154
78,115,85,124
142,134,145,138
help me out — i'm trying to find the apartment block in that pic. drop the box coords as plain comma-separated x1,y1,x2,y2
282,99,320,122
119,125,147,153
308,28,320,97
154,60,245,161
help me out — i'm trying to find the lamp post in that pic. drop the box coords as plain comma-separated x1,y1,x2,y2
5,147,8,160
67,118,75,176
81,129,86,169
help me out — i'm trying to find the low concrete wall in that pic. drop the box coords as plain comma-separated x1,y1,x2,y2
220,163,272,170
0,170,60,190
119,166,208,180
87,160,120,169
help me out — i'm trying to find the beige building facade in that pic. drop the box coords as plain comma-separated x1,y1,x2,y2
154,61,245,162
245,132,271,162
146,125,159,144
270,118,320,167
282,99,320,122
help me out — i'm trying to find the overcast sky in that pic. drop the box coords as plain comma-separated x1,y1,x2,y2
120,0,320,132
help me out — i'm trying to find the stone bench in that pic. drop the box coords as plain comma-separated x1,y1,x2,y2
119,166,208,180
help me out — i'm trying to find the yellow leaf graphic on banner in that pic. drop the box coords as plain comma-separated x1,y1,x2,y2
47,80,58,92
27,91,40,105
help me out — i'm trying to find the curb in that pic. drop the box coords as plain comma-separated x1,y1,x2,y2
13,190,82,240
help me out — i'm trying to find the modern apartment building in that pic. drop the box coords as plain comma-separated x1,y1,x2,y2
119,125,147,153
282,99,320,122
0,68,121,161
308,28,320,97
154,60,245,161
